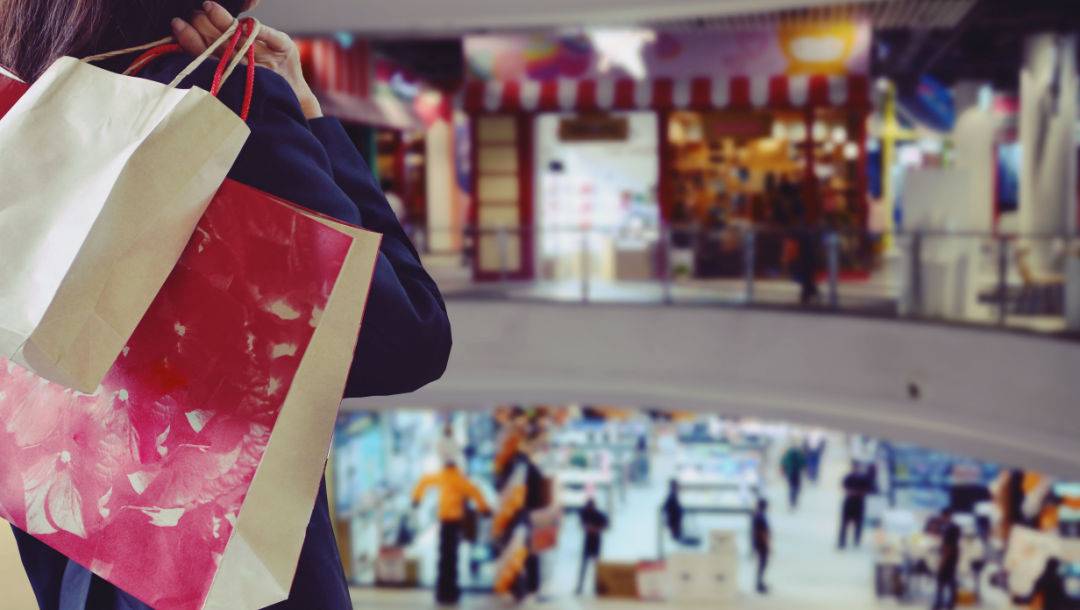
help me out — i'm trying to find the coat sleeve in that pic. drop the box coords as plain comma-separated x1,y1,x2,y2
160,58,452,398
306,118,452,397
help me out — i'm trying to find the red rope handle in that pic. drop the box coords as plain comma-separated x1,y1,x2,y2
209,22,246,97
239,19,257,121
127,43,183,76
126,18,258,121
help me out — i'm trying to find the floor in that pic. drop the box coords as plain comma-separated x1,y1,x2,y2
350,438,1009,610
425,257,1070,336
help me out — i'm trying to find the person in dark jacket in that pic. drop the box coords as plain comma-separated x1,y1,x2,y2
838,463,872,549
1023,558,1069,610
575,498,609,595
932,509,962,610
0,2,451,609
780,444,807,510
662,479,685,544
751,498,771,594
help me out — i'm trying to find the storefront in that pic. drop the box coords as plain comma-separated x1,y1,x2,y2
462,22,872,280
534,111,660,282
298,38,466,253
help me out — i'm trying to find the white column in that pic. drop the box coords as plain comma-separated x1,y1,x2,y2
1020,34,1080,328
1019,34,1078,262
950,81,998,318
426,119,455,253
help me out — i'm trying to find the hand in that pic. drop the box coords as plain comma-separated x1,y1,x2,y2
171,1,322,119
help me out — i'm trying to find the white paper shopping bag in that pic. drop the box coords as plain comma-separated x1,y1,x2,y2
0,20,256,393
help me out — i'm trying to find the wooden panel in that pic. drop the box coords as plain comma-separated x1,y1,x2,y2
478,205,521,227
478,175,520,203
478,146,519,173
478,116,517,144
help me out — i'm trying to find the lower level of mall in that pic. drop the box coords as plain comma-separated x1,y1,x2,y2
352,436,926,610
333,411,1059,610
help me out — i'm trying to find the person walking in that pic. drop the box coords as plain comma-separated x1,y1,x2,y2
412,462,491,605
575,498,610,595
780,443,807,510
804,432,827,484
662,479,686,544
932,508,962,610
838,463,872,549
2,2,452,609
751,498,772,594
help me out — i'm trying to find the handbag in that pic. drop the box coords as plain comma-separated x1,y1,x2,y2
462,504,480,543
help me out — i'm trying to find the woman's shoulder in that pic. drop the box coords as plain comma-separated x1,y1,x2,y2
134,53,304,125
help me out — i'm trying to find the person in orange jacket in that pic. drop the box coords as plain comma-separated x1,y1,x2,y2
413,462,491,605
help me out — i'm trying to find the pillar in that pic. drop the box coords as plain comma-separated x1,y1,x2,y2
1019,34,1078,263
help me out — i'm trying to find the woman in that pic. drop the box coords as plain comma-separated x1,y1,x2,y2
0,1,451,609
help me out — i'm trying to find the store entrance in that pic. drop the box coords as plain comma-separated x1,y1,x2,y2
666,108,867,279
535,111,660,284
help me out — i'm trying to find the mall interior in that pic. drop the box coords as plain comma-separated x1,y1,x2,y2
2,0,1080,609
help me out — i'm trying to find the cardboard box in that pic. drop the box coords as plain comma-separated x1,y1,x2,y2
636,561,672,601
596,562,640,598
667,551,738,603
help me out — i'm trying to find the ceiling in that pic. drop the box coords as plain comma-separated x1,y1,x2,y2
255,0,882,35
874,0,1080,90
260,0,1080,93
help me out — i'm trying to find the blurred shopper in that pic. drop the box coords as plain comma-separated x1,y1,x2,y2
804,432,827,484
437,420,464,468
838,463,872,549
413,462,491,605
780,444,807,510
2,2,452,610
751,498,772,594
522,451,548,599
662,479,687,544
932,508,962,610
633,433,650,484
670,200,694,249
575,498,610,595
1022,558,1069,610
779,177,820,305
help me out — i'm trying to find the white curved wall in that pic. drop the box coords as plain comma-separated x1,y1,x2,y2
348,301,1080,478
257,0,866,34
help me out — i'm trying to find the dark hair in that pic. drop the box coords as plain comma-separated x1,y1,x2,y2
0,0,245,81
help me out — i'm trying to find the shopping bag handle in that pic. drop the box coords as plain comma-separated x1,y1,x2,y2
83,18,261,121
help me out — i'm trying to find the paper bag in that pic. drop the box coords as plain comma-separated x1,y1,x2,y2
0,24,252,393
0,178,381,610
1004,525,1061,596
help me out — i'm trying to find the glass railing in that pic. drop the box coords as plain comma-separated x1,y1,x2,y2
409,224,1080,338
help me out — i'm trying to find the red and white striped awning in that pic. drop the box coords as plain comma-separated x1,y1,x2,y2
297,38,421,130
463,75,869,114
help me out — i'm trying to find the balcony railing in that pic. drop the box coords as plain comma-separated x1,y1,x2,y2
408,223,1080,338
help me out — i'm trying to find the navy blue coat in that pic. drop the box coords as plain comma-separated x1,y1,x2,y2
13,54,452,610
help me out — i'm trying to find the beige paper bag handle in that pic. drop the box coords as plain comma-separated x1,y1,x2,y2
81,18,261,91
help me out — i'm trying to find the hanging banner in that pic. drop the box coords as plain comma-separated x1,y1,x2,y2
465,21,870,83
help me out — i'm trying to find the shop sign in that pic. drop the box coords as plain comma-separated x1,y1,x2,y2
703,112,773,139
465,21,870,82
558,114,630,142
